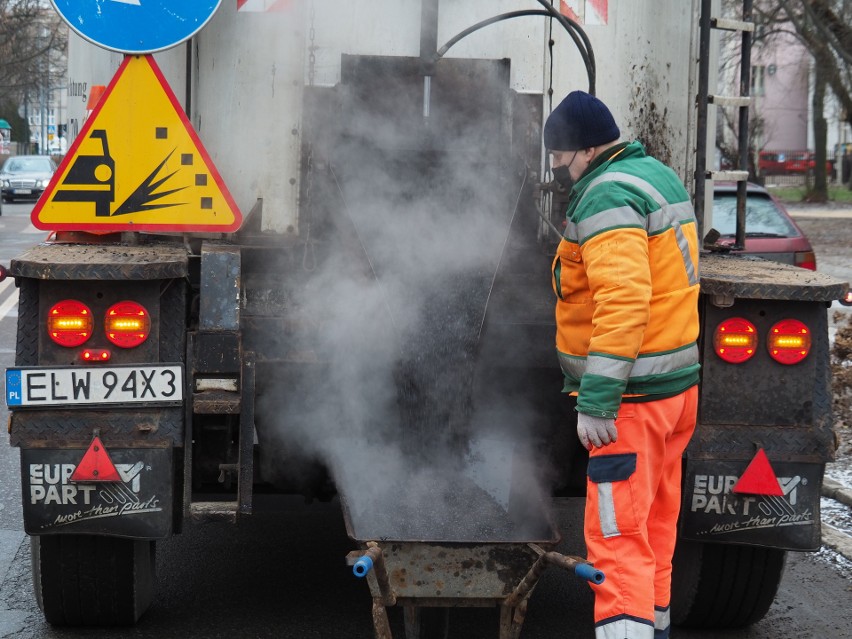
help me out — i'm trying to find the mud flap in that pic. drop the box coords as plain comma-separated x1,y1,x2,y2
21,448,173,538
679,458,822,550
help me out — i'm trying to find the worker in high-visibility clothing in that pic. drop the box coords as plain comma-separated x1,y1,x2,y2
544,91,700,639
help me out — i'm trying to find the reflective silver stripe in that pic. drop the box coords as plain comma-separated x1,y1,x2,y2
558,352,586,379
564,219,579,241
632,344,699,377
581,171,666,208
655,607,671,631
587,354,634,381
596,617,655,639
646,201,695,234
558,345,698,380
675,219,699,285
597,482,620,538
576,205,645,243
580,173,699,286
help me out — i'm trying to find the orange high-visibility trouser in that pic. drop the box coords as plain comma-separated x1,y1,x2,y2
584,386,698,639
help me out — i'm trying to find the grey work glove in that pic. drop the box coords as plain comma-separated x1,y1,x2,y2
576,413,618,450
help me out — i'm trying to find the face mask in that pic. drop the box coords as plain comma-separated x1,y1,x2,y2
552,165,574,191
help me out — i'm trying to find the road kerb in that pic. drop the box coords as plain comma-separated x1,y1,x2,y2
822,477,852,509
822,523,852,562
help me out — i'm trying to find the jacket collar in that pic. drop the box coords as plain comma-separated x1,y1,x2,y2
570,140,646,199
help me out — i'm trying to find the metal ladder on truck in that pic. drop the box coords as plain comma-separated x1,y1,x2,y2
694,0,755,247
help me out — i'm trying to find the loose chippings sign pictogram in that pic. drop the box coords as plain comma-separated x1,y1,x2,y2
33,55,242,233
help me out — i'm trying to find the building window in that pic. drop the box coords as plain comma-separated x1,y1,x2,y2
751,65,766,96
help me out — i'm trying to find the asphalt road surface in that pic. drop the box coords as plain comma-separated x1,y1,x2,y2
1,200,851,639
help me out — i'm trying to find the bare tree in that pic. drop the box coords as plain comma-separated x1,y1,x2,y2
0,0,67,147
760,0,852,195
715,1,852,196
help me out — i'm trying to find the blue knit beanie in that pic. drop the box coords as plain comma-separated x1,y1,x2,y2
544,91,620,151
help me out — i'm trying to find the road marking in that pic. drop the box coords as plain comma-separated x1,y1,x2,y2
23,223,48,234
0,286,19,320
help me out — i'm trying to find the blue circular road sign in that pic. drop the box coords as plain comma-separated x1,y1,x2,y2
50,0,223,55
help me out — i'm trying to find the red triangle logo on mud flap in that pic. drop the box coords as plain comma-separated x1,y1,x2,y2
70,436,121,482
732,448,784,496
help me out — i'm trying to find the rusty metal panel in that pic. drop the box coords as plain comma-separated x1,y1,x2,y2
10,243,189,281
193,390,241,415
699,253,847,302
687,424,835,464
9,408,183,448
199,243,240,331
194,331,240,373
359,541,542,600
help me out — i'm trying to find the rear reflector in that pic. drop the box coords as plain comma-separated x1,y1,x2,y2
767,319,810,365
70,436,121,482
733,448,784,496
47,300,93,347
714,317,757,363
105,301,150,348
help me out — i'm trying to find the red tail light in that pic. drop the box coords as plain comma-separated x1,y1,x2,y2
794,251,816,271
767,319,810,365
714,317,757,363
82,349,111,362
47,300,93,347
105,301,150,348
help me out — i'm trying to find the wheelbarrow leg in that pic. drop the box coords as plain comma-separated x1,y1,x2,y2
372,599,393,639
499,600,527,639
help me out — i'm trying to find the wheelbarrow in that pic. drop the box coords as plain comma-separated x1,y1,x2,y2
341,472,603,639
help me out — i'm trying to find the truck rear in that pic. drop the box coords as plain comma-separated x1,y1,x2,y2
4,0,847,633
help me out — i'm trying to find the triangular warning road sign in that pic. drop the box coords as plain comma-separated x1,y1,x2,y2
732,448,784,496
70,436,121,482
33,55,242,232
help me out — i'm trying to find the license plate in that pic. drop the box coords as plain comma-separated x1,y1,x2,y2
5,364,183,407
13,188,32,195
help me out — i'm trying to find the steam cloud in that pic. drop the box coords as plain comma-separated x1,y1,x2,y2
255,59,555,544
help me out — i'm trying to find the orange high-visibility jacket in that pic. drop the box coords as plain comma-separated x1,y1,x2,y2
551,141,701,418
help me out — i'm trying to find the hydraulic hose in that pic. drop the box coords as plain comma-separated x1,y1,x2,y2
434,3,596,94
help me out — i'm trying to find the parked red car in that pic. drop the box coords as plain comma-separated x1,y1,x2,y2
758,150,830,176
712,183,816,270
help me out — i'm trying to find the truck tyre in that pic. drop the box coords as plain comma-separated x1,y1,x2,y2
671,539,786,628
403,606,450,639
31,534,156,626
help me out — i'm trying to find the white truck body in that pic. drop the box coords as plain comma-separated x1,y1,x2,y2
65,0,709,233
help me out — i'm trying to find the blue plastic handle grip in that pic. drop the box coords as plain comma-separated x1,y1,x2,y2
353,555,374,578
575,563,605,584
